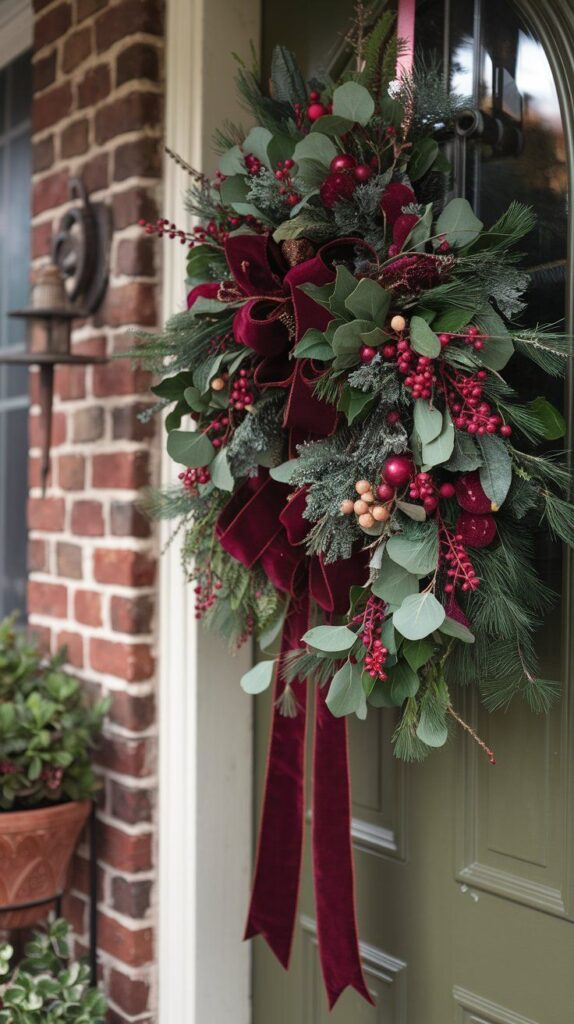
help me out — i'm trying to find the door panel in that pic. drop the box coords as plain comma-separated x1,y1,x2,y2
254,2,574,1021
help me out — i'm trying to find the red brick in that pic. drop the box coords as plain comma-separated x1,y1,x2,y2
93,363,151,398
110,501,151,539
89,638,153,681
113,137,161,182
72,407,104,443
62,26,91,73
29,410,66,447
111,877,152,920
56,541,83,578
77,63,111,108
61,118,90,159
32,169,69,217
28,538,48,573
111,595,153,634
55,364,86,401
78,151,109,193
77,0,106,20
116,237,155,277
94,548,155,586
94,92,161,146
109,782,152,824
71,500,105,536
33,0,56,11
116,42,160,86
99,822,152,868
61,893,87,936
109,968,150,1014
32,220,53,259
29,623,52,655
33,82,72,134
92,451,150,490
33,50,57,92
111,404,155,443
70,854,105,902
28,456,49,491
34,3,72,50
57,455,86,491
33,135,54,174
28,496,65,532
95,0,162,52
97,914,153,966
57,630,84,669
96,736,149,776
112,187,157,230
74,589,103,627
72,334,107,358
98,282,157,327
28,581,67,618
109,692,155,732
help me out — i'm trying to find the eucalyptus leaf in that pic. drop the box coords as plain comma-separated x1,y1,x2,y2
403,637,435,671
338,386,375,425
293,132,337,167
332,319,373,368
436,197,483,248
345,278,391,324
243,126,273,169
329,264,359,317
403,203,433,252
219,145,245,176
166,430,215,468
388,660,420,702
303,624,357,653
414,399,443,443
528,396,566,440
219,175,267,220
393,592,445,641
326,660,364,716
386,523,438,576
416,709,448,747
474,306,514,370
408,138,439,181
270,459,299,483
443,430,482,472
293,328,333,360
310,114,354,136
477,434,512,508
210,448,234,491
240,660,275,695
439,617,475,643
422,408,455,468
332,81,375,125
372,550,419,605
410,316,441,358
395,501,427,522
268,133,297,166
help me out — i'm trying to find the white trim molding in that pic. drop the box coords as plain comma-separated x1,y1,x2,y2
159,1,260,1022
0,0,32,69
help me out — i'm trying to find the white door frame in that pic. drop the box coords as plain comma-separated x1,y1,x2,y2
158,1,260,1021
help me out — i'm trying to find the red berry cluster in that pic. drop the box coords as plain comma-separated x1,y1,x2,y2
179,466,211,490
230,368,254,410
306,90,329,121
396,340,437,399
206,414,230,449
274,160,301,207
244,153,262,175
440,525,479,594
444,369,512,437
409,473,456,513
139,216,193,246
193,577,223,619
354,596,389,681
0,761,17,775
319,153,374,210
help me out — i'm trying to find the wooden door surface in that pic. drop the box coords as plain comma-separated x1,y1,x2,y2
254,2,574,1020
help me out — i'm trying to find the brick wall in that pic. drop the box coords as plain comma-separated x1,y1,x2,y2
29,1,164,1020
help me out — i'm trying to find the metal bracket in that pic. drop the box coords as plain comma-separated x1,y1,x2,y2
52,178,111,315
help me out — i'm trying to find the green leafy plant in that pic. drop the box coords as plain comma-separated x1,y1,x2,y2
0,919,107,1023
0,616,108,810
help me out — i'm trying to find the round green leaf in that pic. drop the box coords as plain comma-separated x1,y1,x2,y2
439,617,475,643
386,524,438,577
529,396,566,440
344,279,391,324
166,429,215,468
416,709,448,747
387,660,420,702
410,316,441,358
372,550,419,605
210,448,234,491
477,434,512,508
310,114,355,136
269,459,299,483
436,197,483,248
293,132,337,167
243,126,273,169
326,660,363,717
393,592,445,641
414,399,443,444
303,625,357,653
422,409,455,468
332,82,375,126
240,660,275,695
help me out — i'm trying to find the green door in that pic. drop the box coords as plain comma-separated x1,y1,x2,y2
254,1,574,1021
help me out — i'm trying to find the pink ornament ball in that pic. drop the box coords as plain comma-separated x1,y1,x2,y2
382,455,413,488
455,471,492,514
353,163,372,182
376,482,395,501
439,482,456,499
330,154,356,172
360,346,376,363
456,511,497,548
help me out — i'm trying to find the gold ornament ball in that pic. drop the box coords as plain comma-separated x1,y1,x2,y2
355,479,371,495
340,499,355,515
390,314,406,333
211,376,226,391
358,512,375,528
354,499,369,516
372,505,390,522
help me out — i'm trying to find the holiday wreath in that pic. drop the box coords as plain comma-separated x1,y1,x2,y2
134,11,573,1007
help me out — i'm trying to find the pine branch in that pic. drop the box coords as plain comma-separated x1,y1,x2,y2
540,491,574,548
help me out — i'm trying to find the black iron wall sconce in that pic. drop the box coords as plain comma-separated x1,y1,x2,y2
0,178,110,493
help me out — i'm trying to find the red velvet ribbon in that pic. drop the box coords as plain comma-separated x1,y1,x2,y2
216,474,372,1007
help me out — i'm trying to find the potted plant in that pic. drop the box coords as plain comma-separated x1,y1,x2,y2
0,616,107,927
0,918,107,1022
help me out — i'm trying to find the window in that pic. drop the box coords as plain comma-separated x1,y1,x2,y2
0,49,32,618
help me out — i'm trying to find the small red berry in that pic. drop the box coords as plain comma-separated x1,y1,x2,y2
330,154,356,172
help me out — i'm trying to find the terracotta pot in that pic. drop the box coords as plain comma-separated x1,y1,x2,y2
0,800,91,928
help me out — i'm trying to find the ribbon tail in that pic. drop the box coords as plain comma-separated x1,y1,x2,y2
244,595,309,967
312,685,374,1009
